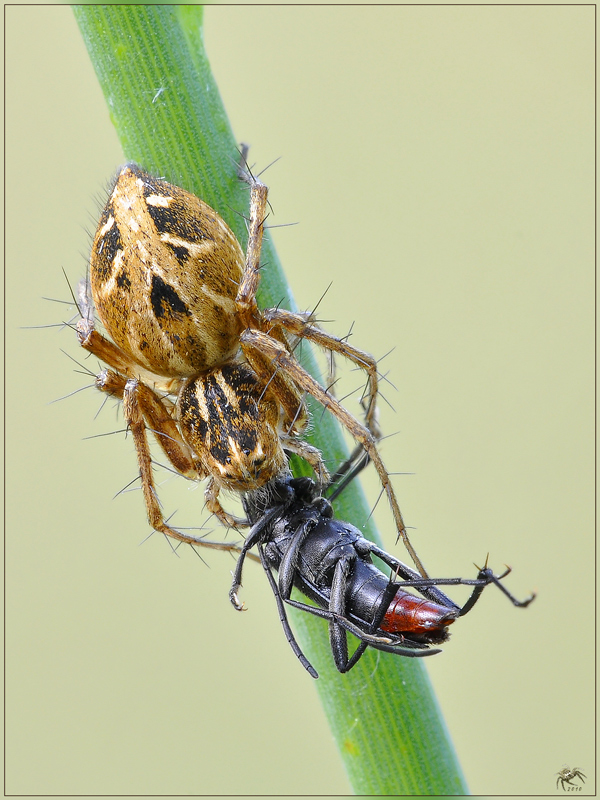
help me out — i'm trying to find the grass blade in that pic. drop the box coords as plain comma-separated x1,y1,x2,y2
73,5,468,793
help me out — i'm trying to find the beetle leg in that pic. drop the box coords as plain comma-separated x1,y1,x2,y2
327,554,354,671
277,516,317,599
364,546,535,614
229,505,283,610
257,543,319,679
282,597,431,653
458,567,536,615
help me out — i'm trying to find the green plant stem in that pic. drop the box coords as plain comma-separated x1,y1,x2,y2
73,5,468,794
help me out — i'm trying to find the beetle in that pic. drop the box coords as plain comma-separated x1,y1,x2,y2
230,469,535,677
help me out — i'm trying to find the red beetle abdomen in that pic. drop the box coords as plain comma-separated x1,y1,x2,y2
382,589,459,641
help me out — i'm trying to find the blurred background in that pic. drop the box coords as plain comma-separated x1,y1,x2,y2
5,5,594,796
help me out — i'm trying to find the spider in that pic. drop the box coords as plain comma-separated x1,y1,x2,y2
75,151,427,575
556,767,586,791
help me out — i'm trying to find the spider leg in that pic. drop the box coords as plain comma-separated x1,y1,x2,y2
116,377,249,554
280,434,330,485
97,370,199,479
76,279,177,394
263,307,381,438
235,159,269,330
240,328,429,578
76,280,251,553
234,159,319,441
237,342,327,480
204,478,250,530
243,339,310,437
78,311,146,381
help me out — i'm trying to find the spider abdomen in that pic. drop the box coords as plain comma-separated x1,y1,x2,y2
90,164,244,378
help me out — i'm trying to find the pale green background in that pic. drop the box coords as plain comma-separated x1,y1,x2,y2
5,5,594,797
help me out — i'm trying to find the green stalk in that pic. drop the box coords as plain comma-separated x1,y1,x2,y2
73,5,468,794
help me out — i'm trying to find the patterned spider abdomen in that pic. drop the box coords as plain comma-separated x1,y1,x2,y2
90,164,245,378
177,362,286,492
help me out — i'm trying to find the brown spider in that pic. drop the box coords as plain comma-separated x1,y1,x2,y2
75,153,427,575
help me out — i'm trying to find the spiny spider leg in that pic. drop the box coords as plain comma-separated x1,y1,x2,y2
240,328,429,578
263,307,381,438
